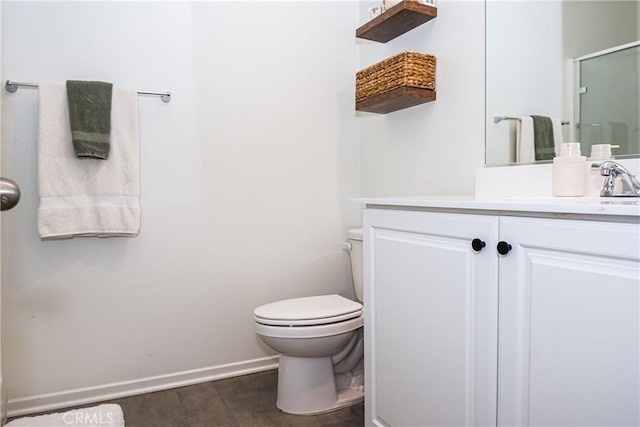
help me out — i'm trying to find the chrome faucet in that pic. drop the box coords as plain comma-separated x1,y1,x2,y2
591,161,640,197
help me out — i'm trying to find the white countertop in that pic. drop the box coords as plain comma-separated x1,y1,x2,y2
353,196,640,218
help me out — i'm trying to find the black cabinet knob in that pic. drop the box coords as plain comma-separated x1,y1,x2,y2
471,238,486,252
497,241,512,255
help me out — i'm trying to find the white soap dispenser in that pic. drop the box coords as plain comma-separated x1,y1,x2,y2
552,142,586,197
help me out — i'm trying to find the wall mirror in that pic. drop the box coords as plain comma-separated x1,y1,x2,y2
485,0,640,166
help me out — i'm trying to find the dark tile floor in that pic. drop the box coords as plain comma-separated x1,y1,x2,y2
9,370,364,427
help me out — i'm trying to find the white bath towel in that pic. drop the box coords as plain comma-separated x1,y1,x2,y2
516,116,564,162
38,82,140,239
516,116,535,163
5,404,125,426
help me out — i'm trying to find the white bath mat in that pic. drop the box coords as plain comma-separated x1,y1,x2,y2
5,404,124,427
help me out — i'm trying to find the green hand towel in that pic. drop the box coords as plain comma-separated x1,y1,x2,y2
66,80,113,159
531,115,555,161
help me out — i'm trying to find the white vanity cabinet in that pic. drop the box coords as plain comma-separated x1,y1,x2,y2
498,216,639,427
363,208,500,427
363,204,640,427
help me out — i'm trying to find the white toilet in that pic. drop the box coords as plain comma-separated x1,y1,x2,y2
253,228,364,415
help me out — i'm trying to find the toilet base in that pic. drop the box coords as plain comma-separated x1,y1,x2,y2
275,355,364,415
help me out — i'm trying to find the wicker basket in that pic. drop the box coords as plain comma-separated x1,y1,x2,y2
356,51,436,102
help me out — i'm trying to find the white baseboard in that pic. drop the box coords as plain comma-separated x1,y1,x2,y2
7,355,279,418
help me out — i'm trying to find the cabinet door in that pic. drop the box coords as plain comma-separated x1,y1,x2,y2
498,217,640,427
364,209,499,427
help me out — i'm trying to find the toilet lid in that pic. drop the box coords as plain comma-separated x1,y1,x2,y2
347,227,363,241
254,294,363,327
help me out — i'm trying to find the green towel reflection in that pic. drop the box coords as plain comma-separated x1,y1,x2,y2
531,115,555,161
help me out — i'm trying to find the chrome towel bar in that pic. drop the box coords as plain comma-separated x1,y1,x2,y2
5,80,171,103
494,115,569,125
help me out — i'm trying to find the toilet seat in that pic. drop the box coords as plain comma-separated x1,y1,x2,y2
255,314,363,339
254,294,362,327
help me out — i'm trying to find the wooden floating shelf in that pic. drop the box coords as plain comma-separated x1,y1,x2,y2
356,1,437,43
356,87,436,114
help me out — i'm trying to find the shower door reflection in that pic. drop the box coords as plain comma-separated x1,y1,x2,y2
577,42,640,158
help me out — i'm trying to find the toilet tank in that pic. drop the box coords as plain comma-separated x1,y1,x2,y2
347,228,364,302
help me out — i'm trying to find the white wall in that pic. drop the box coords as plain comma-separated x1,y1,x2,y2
563,0,637,60
485,0,563,166
1,1,360,414
359,0,485,196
